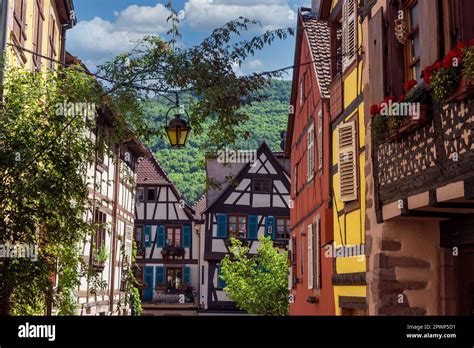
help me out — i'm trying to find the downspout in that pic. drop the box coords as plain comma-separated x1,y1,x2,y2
109,145,121,313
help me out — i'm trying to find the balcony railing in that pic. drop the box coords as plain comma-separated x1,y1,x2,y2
374,99,474,204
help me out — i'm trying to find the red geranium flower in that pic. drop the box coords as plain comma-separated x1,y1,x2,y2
469,39,474,46
457,42,465,51
433,61,442,70
399,95,405,102
370,104,380,117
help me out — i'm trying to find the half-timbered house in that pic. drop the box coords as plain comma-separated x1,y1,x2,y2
286,6,335,315
199,143,291,311
135,153,200,306
362,0,474,315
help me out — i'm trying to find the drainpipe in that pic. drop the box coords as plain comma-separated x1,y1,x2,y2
0,0,9,97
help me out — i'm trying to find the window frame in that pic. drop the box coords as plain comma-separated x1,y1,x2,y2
276,217,290,240
307,121,315,182
404,0,421,82
166,226,182,247
253,178,272,193
228,214,248,239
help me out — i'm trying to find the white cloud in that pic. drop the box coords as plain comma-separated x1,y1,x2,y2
68,3,171,70
183,0,294,32
247,59,263,70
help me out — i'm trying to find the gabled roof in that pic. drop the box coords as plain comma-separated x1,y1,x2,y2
302,12,331,98
137,149,171,185
192,194,207,220
204,142,290,213
285,8,331,154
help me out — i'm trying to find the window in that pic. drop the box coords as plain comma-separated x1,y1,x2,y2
137,188,144,202
299,76,304,106
47,13,57,70
92,209,107,268
307,122,315,181
405,0,421,81
338,121,357,202
307,224,313,289
342,0,357,71
276,218,290,240
293,165,298,196
166,267,183,291
12,0,27,45
166,227,181,247
299,232,304,276
331,21,343,77
317,110,323,171
253,179,272,193
228,215,247,239
147,188,155,201
32,0,44,71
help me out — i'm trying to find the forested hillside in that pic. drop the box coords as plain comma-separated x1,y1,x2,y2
142,79,291,204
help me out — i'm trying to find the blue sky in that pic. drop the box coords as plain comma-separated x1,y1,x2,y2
68,0,312,79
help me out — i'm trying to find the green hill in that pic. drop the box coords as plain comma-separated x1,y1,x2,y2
142,79,291,204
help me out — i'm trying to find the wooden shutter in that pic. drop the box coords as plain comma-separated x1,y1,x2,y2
342,0,357,71
265,216,275,240
183,266,191,284
248,215,259,240
143,266,154,300
450,0,474,45
307,122,314,181
217,264,226,289
307,224,314,289
144,225,152,247
314,219,321,289
291,236,297,285
13,0,27,44
338,121,357,202
288,238,293,290
33,0,45,70
182,225,191,248
155,266,165,286
368,8,385,106
293,165,298,196
216,214,228,238
317,110,323,171
156,225,166,247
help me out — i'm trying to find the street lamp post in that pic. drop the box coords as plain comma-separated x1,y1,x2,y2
165,94,191,149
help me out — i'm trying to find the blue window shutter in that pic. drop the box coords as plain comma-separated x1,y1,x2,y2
248,215,258,240
182,225,191,248
217,264,226,289
265,216,276,240
143,266,154,301
183,266,191,284
144,225,152,247
155,266,165,286
156,225,166,247
216,213,228,238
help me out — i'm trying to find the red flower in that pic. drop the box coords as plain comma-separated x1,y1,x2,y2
457,42,466,51
403,79,417,92
398,95,405,102
433,61,442,70
370,104,380,116
443,55,452,69
423,71,432,84
469,39,474,46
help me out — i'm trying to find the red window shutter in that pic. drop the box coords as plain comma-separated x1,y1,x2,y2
450,0,474,45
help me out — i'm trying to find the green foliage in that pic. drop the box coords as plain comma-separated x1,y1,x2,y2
464,46,474,80
220,236,289,316
431,67,461,102
144,80,291,203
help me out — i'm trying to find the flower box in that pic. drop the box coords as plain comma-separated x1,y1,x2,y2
446,75,474,102
161,245,185,258
397,104,431,135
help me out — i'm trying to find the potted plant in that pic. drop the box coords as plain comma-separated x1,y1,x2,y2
161,245,185,258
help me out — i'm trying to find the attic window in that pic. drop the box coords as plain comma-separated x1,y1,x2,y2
253,179,272,193
137,188,144,202
147,188,156,201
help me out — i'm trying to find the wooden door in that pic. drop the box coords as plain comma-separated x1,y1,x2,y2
457,246,474,315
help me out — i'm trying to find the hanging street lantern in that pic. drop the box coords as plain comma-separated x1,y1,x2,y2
165,93,191,149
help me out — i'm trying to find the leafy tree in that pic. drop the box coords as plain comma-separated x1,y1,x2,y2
220,236,289,316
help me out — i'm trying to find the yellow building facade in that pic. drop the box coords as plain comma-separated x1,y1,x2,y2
3,0,75,71
318,0,367,315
